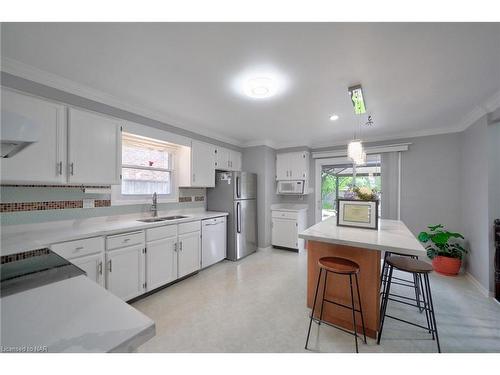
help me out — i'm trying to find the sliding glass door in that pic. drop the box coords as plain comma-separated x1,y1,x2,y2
318,155,381,221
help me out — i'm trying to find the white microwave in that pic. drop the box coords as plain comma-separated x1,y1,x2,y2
277,180,305,195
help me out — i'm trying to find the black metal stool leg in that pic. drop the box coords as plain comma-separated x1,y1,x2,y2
355,273,367,344
380,251,390,293
424,273,441,353
413,273,423,312
377,265,394,344
348,274,359,353
318,271,328,325
305,268,322,350
419,273,433,335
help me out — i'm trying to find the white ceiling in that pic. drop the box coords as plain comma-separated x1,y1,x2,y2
2,23,500,148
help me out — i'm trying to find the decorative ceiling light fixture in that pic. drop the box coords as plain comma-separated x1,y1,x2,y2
347,84,368,165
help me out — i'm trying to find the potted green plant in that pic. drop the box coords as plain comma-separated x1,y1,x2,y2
418,224,467,275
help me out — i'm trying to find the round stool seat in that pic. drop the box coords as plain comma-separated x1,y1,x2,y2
318,256,360,274
387,256,433,273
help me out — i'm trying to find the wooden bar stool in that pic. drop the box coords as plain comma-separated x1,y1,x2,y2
378,255,441,353
305,256,367,353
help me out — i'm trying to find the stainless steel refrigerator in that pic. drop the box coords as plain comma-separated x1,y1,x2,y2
207,171,257,261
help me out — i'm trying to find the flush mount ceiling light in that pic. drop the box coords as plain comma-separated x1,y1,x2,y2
329,114,339,121
244,77,277,99
232,67,288,100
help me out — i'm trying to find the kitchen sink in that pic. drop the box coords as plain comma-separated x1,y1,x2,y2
137,215,188,223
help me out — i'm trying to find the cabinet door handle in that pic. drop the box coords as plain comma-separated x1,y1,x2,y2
180,241,183,251
193,173,196,183
174,242,177,252
57,161,63,175
122,238,130,243
98,261,103,275
108,259,112,272
70,162,74,176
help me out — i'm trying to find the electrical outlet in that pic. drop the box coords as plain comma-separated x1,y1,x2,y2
82,199,95,209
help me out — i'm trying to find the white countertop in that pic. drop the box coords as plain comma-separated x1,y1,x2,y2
1,209,228,256
0,275,155,352
299,217,426,257
271,203,308,212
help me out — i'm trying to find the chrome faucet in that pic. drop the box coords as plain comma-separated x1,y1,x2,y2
151,192,158,217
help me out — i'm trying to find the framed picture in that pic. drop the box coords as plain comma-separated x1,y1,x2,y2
337,199,379,230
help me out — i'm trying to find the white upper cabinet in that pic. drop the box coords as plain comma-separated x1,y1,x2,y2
179,140,216,187
1,88,67,184
214,146,242,171
68,108,122,185
276,151,310,181
230,149,242,171
276,153,289,180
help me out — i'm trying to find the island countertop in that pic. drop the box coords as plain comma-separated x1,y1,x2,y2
299,217,426,257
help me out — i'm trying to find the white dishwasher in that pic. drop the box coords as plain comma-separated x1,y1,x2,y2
202,216,227,268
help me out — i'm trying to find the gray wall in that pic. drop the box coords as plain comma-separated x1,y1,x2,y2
242,146,277,248
488,122,500,291
459,116,490,289
399,133,462,235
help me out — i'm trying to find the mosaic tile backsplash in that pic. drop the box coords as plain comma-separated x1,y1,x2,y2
0,185,206,225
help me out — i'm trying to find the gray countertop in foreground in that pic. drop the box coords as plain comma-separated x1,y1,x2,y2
299,217,426,257
1,209,228,256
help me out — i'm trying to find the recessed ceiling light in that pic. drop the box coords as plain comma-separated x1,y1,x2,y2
329,114,339,121
244,77,276,99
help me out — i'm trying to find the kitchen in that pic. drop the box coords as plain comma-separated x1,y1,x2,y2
1,9,500,373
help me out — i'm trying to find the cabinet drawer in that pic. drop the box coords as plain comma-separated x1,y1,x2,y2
106,231,145,251
51,236,104,260
178,220,201,234
146,224,178,242
271,210,298,220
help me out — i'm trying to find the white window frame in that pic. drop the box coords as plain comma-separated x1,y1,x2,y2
111,133,179,206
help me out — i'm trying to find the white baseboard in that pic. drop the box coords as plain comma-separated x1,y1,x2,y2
465,272,493,298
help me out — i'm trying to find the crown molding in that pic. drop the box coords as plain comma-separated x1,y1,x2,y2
2,57,498,151
240,139,277,149
1,57,244,147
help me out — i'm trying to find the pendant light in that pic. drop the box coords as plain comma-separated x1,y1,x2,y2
347,84,367,165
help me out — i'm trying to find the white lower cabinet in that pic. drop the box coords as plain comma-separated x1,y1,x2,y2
271,208,308,251
146,236,178,291
51,236,105,286
72,253,105,287
106,244,146,301
272,218,298,249
178,231,201,278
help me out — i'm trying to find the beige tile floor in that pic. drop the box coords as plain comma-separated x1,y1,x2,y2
133,247,500,353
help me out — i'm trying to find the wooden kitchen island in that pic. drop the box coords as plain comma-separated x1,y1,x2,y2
299,217,426,339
